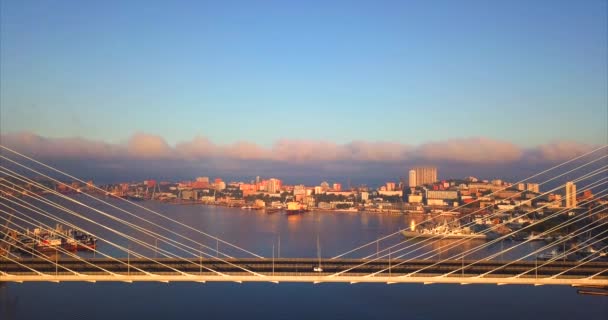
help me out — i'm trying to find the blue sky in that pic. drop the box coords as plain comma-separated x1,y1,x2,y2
1,0,607,147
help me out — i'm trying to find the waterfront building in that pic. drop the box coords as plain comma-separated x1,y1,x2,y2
408,194,423,203
329,201,354,209
318,202,331,210
305,196,316,208
181,189,195,200
254,199,266,208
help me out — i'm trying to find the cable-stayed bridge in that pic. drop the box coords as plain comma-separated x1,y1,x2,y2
2,258,608,287
0,145,607,293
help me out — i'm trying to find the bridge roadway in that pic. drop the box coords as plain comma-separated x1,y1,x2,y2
1,258,608,286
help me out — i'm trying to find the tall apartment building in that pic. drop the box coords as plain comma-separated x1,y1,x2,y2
267,178,282,194
565,181,577,208
409,170,417,187
410,167,438,186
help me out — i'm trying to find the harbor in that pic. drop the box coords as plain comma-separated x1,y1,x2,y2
1,223,97,257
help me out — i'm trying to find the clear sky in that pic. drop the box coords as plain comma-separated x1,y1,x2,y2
1,0,607,147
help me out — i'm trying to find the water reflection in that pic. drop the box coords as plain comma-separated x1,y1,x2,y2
0,284,18,320
1,194,544,261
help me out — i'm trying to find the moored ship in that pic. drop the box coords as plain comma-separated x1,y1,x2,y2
402,220,498,240
285,201,308,215
12,226,97,253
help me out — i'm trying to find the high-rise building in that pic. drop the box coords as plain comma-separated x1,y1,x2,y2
411,167,437,186
386,182,395,191
267,178,282,194
408,170,417,187
333,183,342,191
565,181,577,208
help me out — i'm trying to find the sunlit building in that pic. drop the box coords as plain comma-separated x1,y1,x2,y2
526,183,540,193
294,185,307,196
267,178,282,194
565,181,577,208
411,167,437,186
409,170,417,187
216,181,226,191
360,191,369,201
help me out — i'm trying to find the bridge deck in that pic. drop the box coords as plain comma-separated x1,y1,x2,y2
2,258,607,285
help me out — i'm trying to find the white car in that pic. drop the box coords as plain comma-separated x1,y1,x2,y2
313,266,323,272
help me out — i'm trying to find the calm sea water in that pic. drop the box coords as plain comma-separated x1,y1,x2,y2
1,195,607,319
